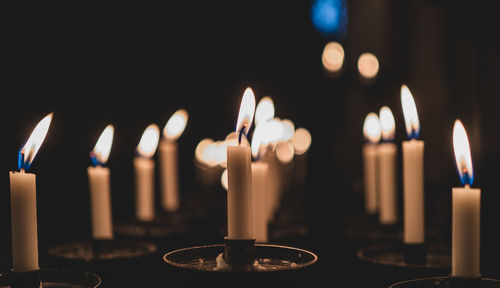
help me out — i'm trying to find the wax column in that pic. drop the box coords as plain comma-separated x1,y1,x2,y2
451,120,481,278
160,109,188,212
252,162,269,243
88,125,114,239
10,113,53,272
134,124,160,222
401,85,425,244
362,113,381,215
227,87,256,239
377,106,397,225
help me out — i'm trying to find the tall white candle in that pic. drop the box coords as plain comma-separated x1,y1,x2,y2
451,120,481,278
88,125,114,240
362,113,381,214
401,85,425,244
378,107,398,225
134,124,160,222
227,87,255,240
10,113,53,272
160,109,188,212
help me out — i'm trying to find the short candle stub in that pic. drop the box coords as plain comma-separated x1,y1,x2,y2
403,243,426,265
223,237,256,266
9,269,41,288
449,276,481,288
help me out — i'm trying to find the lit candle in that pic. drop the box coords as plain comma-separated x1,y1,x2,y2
10,113,52,272
377,106,397,225
159,109,188,212
88,125,114,240
401,85,425,244
362,113,381,215
134,124,160,222
451,120,480,278
227,87,255,240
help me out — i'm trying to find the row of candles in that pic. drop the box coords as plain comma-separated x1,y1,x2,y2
8,87,311,274
362,85,480,278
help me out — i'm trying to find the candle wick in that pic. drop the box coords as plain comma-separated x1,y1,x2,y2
238,126,246,145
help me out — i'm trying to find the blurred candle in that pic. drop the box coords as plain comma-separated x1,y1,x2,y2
134,124,160,222
401,85,425,244
10,113,52,272
322,41,344,75
252,162,269,243
451,120,480,278
227,87,255,240
357,52,379,82
160,109,188,212
377,106,397,225
88,125,114,240
362,113,381,215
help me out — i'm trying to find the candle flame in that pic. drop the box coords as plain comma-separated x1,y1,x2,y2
136,124,160,158
453,119,474,186
235,87,256,141
280,119,295,141
18,113,53,171
363,113,381,144
401,84,420,139
163,109,188,141
379,106,395,141
251,120,283,159
276,141,294,164
195,138,214,165
90,125,114,166
292,127,312,155
357,52,379,80
255,97,275,126
322,41,344,73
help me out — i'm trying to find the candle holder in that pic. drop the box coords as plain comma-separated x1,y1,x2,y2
0,269,101,288
355,243,451,288
162,240,318,288
47,240,158,288
388,276,500,288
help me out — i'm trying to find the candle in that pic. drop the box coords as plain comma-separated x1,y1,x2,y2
401,85,425,244
134,124,160,222
227,87,255,240
362,113,381,215
377,106,397,225
10,113,52,272
159,109,188,212
451,120,481,278
88,125,114,240
252,162,269,243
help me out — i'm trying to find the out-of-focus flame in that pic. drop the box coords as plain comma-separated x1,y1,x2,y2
255,97,275,126
91,125,114,166
379,106,395,141
291,128,312,155
235,87,256,140
18,113,53,171
363,113,381,144
251,120,283,158
322,41,344,73
401,84,420,139
276,142,294,164
163,109,188,141
453,119,473,186
136,124,160,158
357,52,379,80
280,119,295,142
195,138,214,165
221,169,228,191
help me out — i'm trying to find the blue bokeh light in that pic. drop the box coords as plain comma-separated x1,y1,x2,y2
311,0,348,38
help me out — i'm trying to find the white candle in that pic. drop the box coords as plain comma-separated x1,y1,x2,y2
134,124,160,222
160,109,188,212
227,87,255,240
362,113,381,214
252,160,269,243
401,85,425,244
378,106,398,225
88,125,114,240
451,120,481,278
10,113,53,272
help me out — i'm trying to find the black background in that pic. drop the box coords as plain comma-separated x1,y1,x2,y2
2,0,500,286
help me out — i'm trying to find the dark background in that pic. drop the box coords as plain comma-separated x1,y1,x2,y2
2,0,500,286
